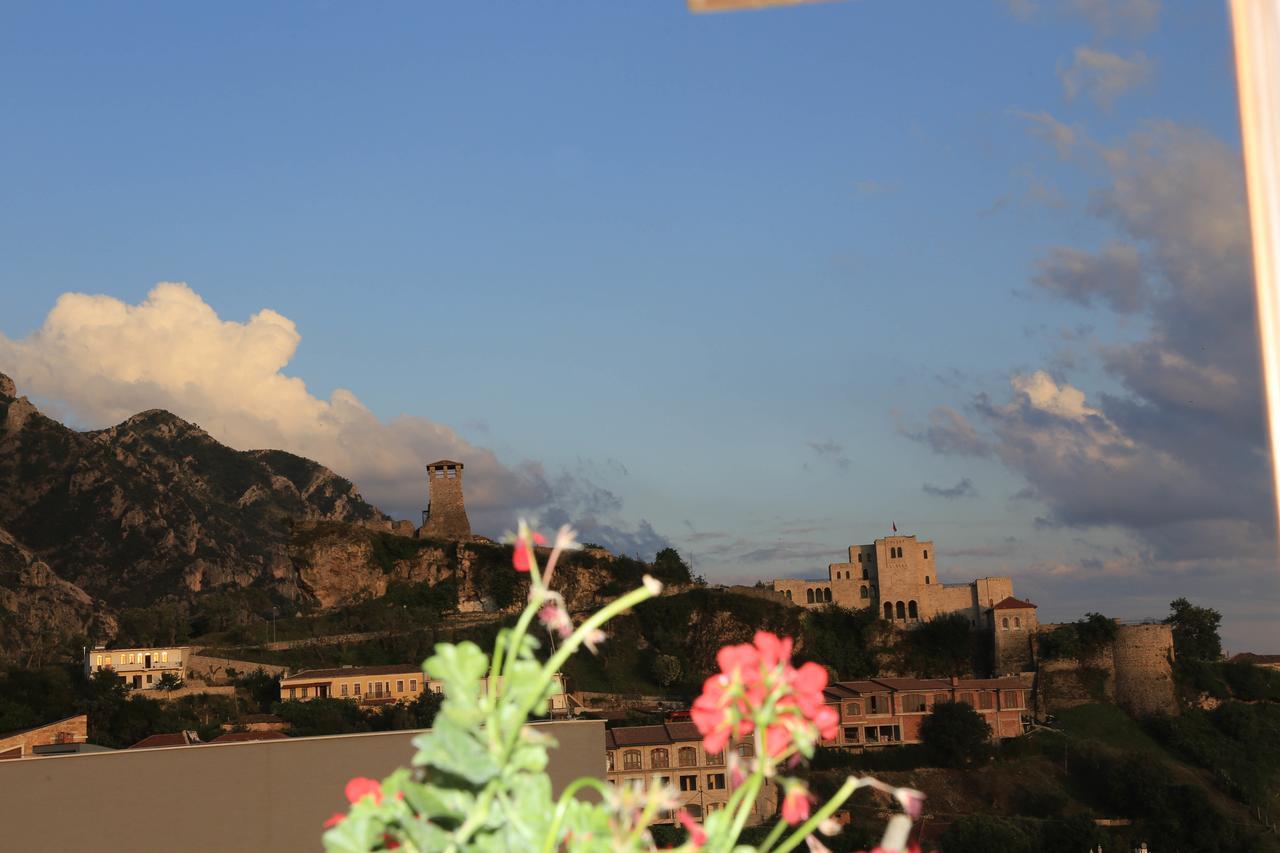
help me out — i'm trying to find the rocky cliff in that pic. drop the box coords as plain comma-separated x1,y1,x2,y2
0,372,387,634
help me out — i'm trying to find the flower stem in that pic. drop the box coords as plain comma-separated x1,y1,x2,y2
770,775,859,853
539,776,611,853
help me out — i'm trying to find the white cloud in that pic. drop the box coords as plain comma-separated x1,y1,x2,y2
1010,110,1081,159
1062,0,1159,36
0,283,551,527
1060,47,1153,108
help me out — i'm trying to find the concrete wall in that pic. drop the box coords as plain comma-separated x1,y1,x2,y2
0,719,604,853
187,653,287,683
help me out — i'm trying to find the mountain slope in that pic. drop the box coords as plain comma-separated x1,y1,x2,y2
0,372,386,611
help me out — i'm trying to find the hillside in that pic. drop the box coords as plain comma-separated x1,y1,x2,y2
0,372,387,654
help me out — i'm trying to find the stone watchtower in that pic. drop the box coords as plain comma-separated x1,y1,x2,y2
419,460,472,540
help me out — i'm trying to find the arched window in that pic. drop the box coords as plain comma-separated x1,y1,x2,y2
908,600,918,619
806,589,814,604
858,553,863,563
1014,617,1021,628
862,567,869,579
923,550,928,559
736,742,754,758
884,602,894,619
860,586,869,599
824,588,832,602
623,750,642,770
785,589,792,600
925,576,930,584
678,747,698,767
895,601,906,619
651,748,669,768
1001,617,1009,630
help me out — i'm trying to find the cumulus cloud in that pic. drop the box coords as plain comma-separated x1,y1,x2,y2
1061,0,1160,36
1060,47,1153,108
898,406,991,457
922,478,978,499
1010,110,1081,159
805,439,851,471
1033,242,1147,313
0,283,663,548
932,124,1271,558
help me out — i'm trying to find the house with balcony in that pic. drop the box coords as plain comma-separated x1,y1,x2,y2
604,721,778,826
84,645,188,690
279,664,570,715
822,675,1030,749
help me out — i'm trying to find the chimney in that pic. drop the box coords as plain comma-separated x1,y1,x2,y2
950,676,959,686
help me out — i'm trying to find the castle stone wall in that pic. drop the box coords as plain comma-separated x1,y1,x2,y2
419,461,471,540
1113,623,1177,716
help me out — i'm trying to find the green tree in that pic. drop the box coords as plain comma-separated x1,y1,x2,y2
902,613,975,676
800,606,879,680
273,698,371,737
651,654,682,689
651,548,693,586
1165,598,1222,661
920,700,992,768
939,816,1035,853
155,671,183,695
236,667,282,713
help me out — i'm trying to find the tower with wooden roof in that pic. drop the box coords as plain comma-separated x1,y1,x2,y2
419,459,472,540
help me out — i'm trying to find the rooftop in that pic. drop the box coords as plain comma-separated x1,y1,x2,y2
992,596,1038,610
281,664,424,682
129,732,201,750
604,721,705,750
210,731,290,744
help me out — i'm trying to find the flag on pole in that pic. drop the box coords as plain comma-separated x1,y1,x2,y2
892,521,897,533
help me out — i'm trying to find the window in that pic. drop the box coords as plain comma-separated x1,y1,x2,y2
895,601,906,619
884,602,893,618
706,802,724,815
105,656,111,667
806,589,814,604
145,674,153,684
706,773,726,790
880,725,901,742
1014,617,1021,628
908,600,918,619
651,748,670,769
95,655,102,666
1001,617,1009,630
823,587,832,602
925,576,930,584
858,553,863,563
354,683,361,695
868,694,888,714
397,680,405,692
341,683,349,696
844,701,862,716
289,687,296,699
705,750,724,766
685,804,703,820
862,567,869,579
1002,690,1023,708
679,775,698,791
301,687,309,698
860,585,869,599
736,742,754,758
923,550,928,559
934,692,949,706
843,727,860,742
785,589,792,600
979,692,994,710
678,747,697,767
410,679,417,691
607,752,615,772
161,651,168,662
623,750,642,770
957,692,974,706
864,726,879,743
902,694,926,713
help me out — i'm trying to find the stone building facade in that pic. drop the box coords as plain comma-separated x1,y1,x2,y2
85,645,188,690
992,597,1039,676
821,676,1030,748
604,721,778,827
772,533,1016,629
0,714,88,759
418,460,471,540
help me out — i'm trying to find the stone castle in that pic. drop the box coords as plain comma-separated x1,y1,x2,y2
418,459,472,540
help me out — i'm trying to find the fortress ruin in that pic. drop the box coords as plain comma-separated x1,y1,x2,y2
417,459,472,540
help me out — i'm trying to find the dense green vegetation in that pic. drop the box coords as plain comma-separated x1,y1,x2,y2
1036,612,1118,661
920,700,993,768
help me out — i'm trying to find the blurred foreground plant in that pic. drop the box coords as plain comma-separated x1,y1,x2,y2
322,520,925,853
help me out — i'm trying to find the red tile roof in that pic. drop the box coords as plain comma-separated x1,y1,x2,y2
210,731,290,744
992,596,1037,610
128,732,200,749
281,664,423,682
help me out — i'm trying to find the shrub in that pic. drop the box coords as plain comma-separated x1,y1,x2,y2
939,815,1035,853
920,700,993,768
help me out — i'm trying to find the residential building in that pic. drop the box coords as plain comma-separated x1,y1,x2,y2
129,731,202,749
279,664,570,714
210,730,290,744
822,676,1030,749
604,721,778,826
84,645,188,690
0,714,90,760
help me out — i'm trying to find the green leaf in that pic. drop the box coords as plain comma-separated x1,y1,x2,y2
412,714,500,785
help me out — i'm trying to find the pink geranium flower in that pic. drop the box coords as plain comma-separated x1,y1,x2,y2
676,809,707,848
344,777,383,805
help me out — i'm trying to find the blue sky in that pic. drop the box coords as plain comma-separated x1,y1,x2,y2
2,1,1275,649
